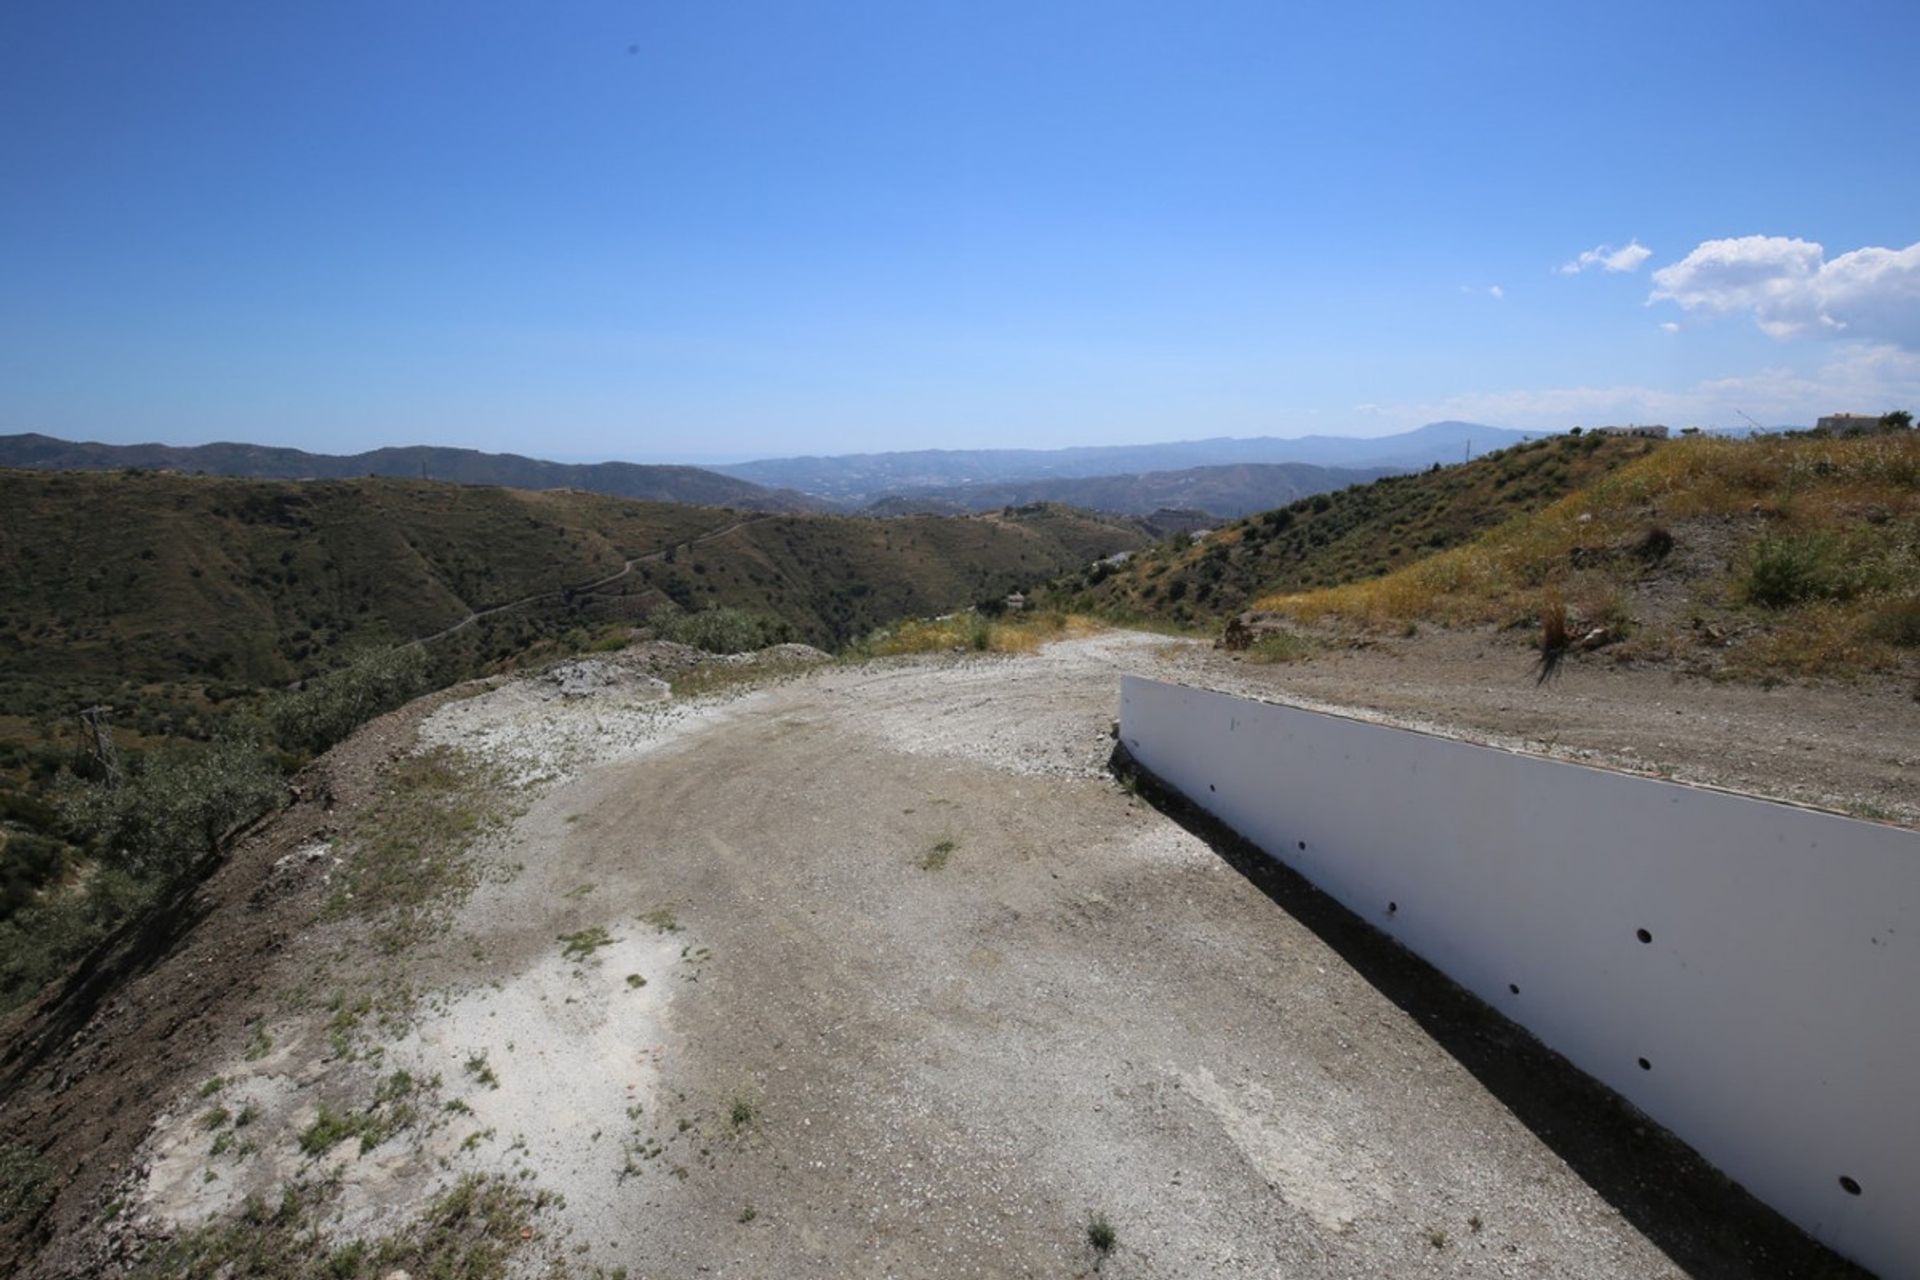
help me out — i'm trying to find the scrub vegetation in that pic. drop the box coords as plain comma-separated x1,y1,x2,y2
1257,430,1920,677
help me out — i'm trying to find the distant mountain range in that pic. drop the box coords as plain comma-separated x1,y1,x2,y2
1,421,1545,521
714,421,1539,501
0,433,825,513
858,461,1398,519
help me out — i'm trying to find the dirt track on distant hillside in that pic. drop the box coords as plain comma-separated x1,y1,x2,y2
2,630,1892,1279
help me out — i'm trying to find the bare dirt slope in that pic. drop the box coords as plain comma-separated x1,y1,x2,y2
3,630,1889,1278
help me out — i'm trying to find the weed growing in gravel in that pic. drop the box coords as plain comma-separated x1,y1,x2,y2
920,838,957,871
464,1052,500,1090
242,1023,273,1062
639,908,680,933
295,1072,429,1158
1087,1212,1117,1258
1427,1227,1450,1249
625,973,647,989
738,1205,757,1223
198,1076,226,1099
729,1099,757,1129
297,1104,360,1157
557,926,615,961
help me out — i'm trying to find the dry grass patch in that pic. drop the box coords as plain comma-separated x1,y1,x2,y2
1257,433,1920,677
853,610,1103,657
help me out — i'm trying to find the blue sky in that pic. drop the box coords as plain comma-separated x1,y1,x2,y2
3,1,1917,461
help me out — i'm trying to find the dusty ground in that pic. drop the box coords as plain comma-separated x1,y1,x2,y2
1182,626,1917,827
2,628,1898,1278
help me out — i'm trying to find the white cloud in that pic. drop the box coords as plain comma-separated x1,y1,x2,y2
1559,239,1653,275
1370,343,1920,430
1488,284,1504,300
1660,321,1681,333
1649,235,1920,349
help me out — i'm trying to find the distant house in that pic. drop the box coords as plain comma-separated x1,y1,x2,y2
1815,413,1885,436
1590,424,1670,439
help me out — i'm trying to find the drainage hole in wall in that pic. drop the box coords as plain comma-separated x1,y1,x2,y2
1635,928,1653,944
1297,841,1306,851
1508,983,1520,995
1839,1175,1862,1196
1386,901,1398,916
1637,1057,1651,1071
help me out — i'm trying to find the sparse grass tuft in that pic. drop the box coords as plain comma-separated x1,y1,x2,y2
1087,1211,1117,1257
133,1172,551,1280
729,1098,757,1129
920,838,957,871
464,1052,500,1090
638,908,681,934
557,926,615,961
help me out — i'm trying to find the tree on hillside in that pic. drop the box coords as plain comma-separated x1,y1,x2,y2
1880,409,1913,431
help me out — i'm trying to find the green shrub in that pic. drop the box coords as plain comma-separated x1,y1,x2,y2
1743,535,1845,608
56,737,282,880
655,607,792,654
261,645,431,757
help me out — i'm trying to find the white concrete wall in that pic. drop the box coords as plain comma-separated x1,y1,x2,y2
1119,676,1920,1278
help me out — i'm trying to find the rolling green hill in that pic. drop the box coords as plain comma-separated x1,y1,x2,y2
1038,433,1657,625
0,472,1144,731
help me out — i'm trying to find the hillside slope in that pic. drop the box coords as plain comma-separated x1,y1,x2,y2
1040,433,1656,625
863,461,1397,519
1257,431,1920,678
0,472,1144,734
0,433,821,513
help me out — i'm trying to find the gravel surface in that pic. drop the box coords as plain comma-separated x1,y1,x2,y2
87,628,1893,1278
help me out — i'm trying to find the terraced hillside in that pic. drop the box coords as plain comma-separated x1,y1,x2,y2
1039,433,1656,626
